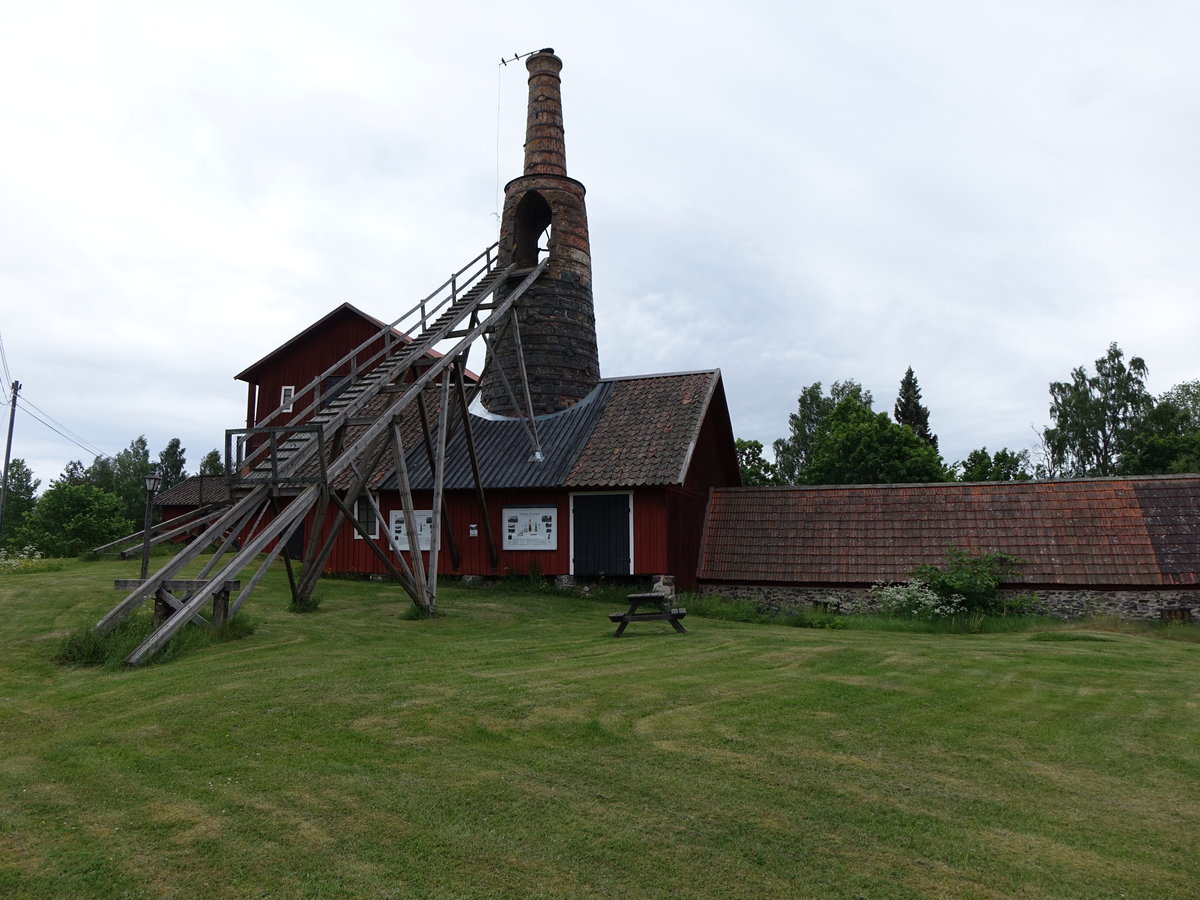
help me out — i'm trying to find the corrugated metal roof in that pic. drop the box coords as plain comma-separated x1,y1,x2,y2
697,476,1200,588
386,381,614,490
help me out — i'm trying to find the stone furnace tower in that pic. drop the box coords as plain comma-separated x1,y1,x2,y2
480,48,601,416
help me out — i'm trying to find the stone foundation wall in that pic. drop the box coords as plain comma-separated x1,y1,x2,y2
697,583,1199,623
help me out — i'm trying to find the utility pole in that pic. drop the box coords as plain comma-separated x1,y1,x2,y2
0,380,20,542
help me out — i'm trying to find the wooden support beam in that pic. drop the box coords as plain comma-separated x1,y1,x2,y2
327,488,415,594
229,519,303,617
454,361,499,569
96,487,268,634
425,373,452,611
124,485,319,666
416,391,461,569
390,419,429,608
294,429,389,602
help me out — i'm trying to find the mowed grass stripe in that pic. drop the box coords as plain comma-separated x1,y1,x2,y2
1,559,1197,898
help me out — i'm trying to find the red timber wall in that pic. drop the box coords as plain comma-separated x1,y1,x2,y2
317,486,684,582
242,312,401,428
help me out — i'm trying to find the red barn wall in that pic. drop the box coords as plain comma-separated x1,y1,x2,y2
684,382,742,491
318,486,680,581
244,315,400,427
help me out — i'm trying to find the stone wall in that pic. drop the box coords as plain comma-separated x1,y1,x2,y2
697,583,1199,623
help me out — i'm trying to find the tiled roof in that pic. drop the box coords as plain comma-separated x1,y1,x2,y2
697,477,1200,588
565,371,721,487
380,370,723,491
154,475,232,507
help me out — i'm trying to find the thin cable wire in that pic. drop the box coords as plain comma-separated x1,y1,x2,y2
16,398,109,459
495,60,503,222
0,329,12,386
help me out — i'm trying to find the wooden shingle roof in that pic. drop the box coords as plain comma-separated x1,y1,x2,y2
697,477,1200,588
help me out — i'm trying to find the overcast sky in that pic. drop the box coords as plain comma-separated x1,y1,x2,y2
3,1,1199,487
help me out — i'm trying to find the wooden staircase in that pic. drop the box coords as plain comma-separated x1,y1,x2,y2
97,246,548,666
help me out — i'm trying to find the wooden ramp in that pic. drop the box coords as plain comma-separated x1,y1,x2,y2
97,245,549,666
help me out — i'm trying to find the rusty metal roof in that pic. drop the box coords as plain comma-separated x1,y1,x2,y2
697,476,1200,588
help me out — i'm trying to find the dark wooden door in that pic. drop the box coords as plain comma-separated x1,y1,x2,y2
573,493,631,576
284,524,304,561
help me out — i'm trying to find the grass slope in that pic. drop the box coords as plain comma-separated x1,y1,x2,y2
1,560,1198,898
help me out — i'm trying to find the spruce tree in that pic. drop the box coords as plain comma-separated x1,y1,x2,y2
893,366,938,452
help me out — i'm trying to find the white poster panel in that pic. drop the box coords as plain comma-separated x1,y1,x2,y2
388,510,434,551
503,506,557,550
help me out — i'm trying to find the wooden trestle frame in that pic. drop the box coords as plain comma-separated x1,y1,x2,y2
96,245,549,666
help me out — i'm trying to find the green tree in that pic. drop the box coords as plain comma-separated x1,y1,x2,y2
58,460,87,485
1,459,40,548
957,447,1032,482
773,380,873,484
16,482,133,557
735,438,781,486
1120,399,1200,475
158,438,188,490
198,449,223,476
1042,343,1152,477
803,395,949,485
1158,380,1200,430
893,366,938,452
85,436,153,523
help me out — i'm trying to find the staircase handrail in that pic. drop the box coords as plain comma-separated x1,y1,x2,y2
233,243,499,475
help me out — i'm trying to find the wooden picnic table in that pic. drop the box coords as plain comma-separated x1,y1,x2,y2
609,592,687,636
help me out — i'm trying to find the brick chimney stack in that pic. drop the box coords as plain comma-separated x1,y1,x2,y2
480,48,601,417
522,50,567,177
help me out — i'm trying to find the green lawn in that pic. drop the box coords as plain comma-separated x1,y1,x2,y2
2,560,1198,898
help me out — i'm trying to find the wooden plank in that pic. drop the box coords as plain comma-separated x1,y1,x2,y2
114,580,240,591
100,503,229,556
425,373,452,611
95,486,268,634
455,361,499,570
390,419,428,606
417,390,460,569
294,429,386,602
124,483,320,666
317,260,545,487
328,489,416,595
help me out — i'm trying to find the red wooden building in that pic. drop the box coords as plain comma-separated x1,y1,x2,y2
316,368,739,589
223,297,739,587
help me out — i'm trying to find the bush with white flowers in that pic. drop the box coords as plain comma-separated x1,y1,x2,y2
871,579,967,619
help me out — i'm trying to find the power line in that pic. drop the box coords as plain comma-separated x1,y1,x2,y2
16,398,109,460
0,329,12,387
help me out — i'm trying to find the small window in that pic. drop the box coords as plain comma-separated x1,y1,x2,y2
280,385,296,413
353,494,380,539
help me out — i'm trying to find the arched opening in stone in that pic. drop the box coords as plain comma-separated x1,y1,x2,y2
512,191,553,267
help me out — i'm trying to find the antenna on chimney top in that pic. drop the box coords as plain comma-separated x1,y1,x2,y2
499,49,542,67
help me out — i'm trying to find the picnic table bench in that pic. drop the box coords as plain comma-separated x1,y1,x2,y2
609,592,687,636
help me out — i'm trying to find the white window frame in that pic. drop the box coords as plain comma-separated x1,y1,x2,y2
280,385,295,413
352,493,380,540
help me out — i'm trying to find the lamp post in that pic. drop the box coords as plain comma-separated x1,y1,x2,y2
140,468,162,581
